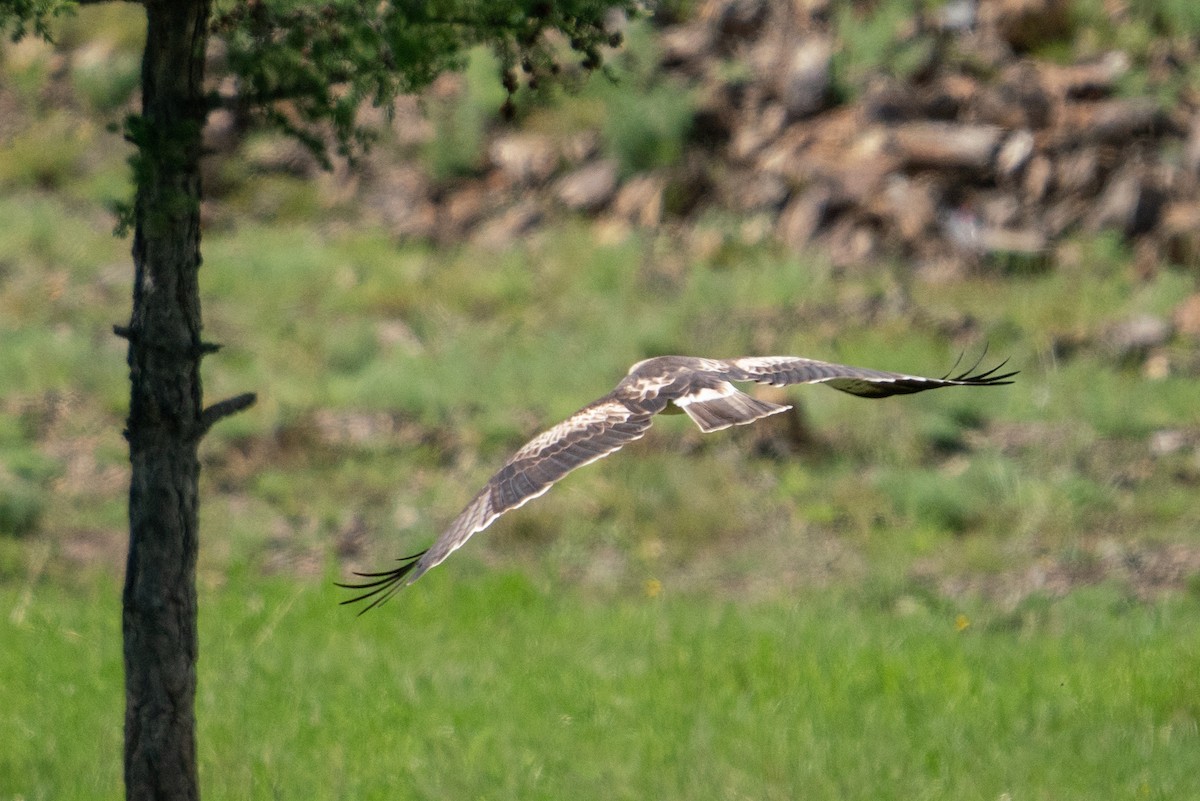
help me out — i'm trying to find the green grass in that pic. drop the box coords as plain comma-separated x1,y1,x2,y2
508,19,696,178
592,21,695,177
4,575,1199,800
421,48,509,181
3,204,1198,593
832,1,937,97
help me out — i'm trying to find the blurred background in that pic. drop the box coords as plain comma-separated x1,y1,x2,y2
2,0,1199,798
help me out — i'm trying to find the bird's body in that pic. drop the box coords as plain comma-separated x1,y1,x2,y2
340,354,1015,611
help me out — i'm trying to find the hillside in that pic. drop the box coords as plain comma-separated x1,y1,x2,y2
1,0,1199,601
198,0,1200,275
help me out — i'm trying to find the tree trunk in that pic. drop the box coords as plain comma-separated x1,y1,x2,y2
122,1,211,799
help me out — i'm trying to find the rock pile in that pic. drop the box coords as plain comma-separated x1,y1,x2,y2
215,0,1200,278
636,0,1198,274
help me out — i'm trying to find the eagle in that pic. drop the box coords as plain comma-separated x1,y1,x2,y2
339,353,1015,611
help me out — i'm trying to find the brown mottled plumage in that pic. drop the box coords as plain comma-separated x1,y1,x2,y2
339,354,1016,611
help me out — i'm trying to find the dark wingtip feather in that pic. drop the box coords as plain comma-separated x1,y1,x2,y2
940,346,1018,386
947,356,1019,385
335,550,428,615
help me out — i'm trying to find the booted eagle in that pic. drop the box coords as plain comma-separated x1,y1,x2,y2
340,354,1015,611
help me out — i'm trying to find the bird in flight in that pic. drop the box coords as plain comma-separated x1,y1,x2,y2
339,353,1015,611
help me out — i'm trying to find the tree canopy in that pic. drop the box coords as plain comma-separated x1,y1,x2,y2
4,0,633,160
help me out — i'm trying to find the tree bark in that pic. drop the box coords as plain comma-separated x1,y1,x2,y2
122,1,211,799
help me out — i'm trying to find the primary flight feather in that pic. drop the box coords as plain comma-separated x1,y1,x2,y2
339,354,1016,611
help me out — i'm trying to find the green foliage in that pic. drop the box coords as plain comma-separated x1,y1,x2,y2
71,47,139,112
600,77,694,176
595,21,693,176
422,48,509,180
1059,0,1197,101
831,2,935,99
0,413,54,539
0,417,52,541
111,112,209,236
0,478,44,538
50,2,144,51
0,0,75,42
1075,0,1200,41
213,0,640,163
5,577,1200,799
0,111,89,190
533,19,695,176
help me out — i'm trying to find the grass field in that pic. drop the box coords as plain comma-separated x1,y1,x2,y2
5,574,1200,801
3,202,1200,799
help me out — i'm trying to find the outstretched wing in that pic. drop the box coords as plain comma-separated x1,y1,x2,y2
338,397,657,612
719,354,1017,398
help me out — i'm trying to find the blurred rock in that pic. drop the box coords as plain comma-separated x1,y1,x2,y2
659,24,712,71
1172,294,1200,338
366,164,435,239
473,200,544,250
888,122,1002,171
981,226,1046,255
1055,149,1100,195
202,107,240,155
749,391,828,459
722,169,789,212
975,79,1053,130
560,131,601,166
776,185,836,250
702,0,769,49
980,0,1072,50
1022,155,1053,203
883,175,939,244
730,103,787,161
181,0,1200,272
1143,351,1170,380
555,160,619,212
1159,203,1200,265
1105,314,1172,362
1055,98,1164,147
243,134,319,178
995,129,1035,178
935,0,978,32
1149,429,1189,458
778,38,832,122
863,78,970,124
1088,165,1164,236
824,218,879,267
1040,51,1129,98
440,184,490,238
488,133,559,186
1185,116,1200,177
333,515,367,560
388,95,435,148
612,174,667,227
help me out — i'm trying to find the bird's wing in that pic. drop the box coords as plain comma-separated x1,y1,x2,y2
718,354,1017,398
338,396,657,612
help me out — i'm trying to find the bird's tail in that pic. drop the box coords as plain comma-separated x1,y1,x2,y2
674,386,791,433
